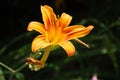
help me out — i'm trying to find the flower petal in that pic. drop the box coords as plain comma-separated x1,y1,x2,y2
27,21,46,35
65,25,94,40
59,41,75,57
58,13,72,28
32,35,50,52
41,5,57,29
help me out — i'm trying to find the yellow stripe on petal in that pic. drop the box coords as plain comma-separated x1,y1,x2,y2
64,25,86,33
32,35,50,52
66,25,94,40
59,41,75,57
58,13,72,28
27,21,46,35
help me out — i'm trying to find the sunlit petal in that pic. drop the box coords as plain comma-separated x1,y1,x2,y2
65,25,94,40
64,25,86,33
27,21,46,35
32,35,50,52
41,5,57,29
59,41,75,57
58,13,72,28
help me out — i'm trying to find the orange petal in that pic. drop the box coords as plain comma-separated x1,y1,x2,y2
27,21,46,35
64,25,86,33
32,35,50,52
65,25,94,40
58,13,72,28
41,5,57,29
59,41,75,57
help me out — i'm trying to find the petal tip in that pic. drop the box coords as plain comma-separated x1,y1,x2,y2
88,25,94,30
40,5,44,9
41,5,50,10
59,41,75,57
31,45,37,52
27,22,32,31
67,52,75,57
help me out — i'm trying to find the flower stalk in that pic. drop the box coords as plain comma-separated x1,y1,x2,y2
40,46,51,63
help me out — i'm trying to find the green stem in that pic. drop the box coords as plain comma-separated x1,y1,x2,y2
0,61,15,73
0,61,27,80
15,63,27,72
40,46,51,63
9,74,14,80
8,63,27,80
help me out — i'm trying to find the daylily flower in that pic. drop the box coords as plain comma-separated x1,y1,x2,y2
27,5,94,70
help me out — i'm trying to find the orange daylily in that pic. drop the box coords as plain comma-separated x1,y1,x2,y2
27,5,94,57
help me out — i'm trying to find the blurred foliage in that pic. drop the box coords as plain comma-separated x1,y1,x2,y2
0,0,120,80
0,67,5,80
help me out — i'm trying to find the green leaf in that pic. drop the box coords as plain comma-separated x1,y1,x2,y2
15,72,24,80
0,67,5,80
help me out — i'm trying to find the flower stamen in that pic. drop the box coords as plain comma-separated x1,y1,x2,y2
73,38,90,48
